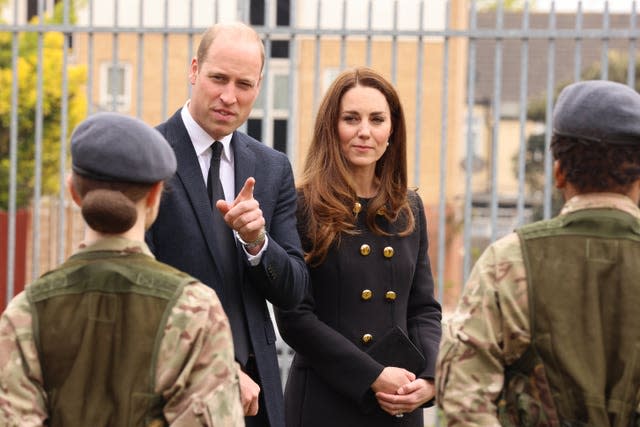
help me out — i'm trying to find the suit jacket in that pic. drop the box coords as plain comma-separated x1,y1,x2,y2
146,109,308,427
275,191,442,427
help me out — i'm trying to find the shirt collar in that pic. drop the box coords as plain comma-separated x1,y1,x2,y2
76,236,154,257
560,192,640,218
181,102,233,161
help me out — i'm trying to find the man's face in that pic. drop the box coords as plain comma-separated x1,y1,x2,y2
188,35,262,140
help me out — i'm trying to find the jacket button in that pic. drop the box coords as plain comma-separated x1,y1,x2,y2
383,246,394,258
385,291,397,301
353,202,362,215
376,207,386,216
362,333,373,344
360,244,371,256
361,289,373,300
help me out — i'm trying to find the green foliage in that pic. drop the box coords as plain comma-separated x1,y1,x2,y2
476,0,536,11
527,52,640,121
0,1,87,210
517,52,640,220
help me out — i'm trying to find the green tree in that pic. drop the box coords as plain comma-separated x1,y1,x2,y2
477,0,537,11
515,52,640,219
0,2,87,210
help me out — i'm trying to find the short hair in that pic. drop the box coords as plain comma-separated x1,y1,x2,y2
196,22,265,73
552,135,640,193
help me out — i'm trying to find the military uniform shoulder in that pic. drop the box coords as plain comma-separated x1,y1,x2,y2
474,231,523,267
180,280,219,302
516,217,562,237
2,291,31,319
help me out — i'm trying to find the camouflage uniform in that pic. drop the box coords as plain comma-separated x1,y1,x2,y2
435,193,640,426
0,237,244,427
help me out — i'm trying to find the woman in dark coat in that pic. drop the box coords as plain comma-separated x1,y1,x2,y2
275,67,442,427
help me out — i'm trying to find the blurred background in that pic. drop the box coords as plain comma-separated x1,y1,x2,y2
1,0,638,423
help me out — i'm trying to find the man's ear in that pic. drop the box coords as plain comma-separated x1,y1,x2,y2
554,160,566,189
189,57,198,85
66,174,82,207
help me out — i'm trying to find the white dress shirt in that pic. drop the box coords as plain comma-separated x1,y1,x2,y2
181,103,267,264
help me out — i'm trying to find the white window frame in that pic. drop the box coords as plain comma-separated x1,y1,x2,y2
99,62,132,113
250,60,290,149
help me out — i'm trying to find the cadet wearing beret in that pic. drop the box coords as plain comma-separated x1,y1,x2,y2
436,80,640,426
0,112,244,426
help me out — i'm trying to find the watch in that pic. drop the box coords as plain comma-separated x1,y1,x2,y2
236,228,266,250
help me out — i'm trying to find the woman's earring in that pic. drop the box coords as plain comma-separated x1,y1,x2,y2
386,140,390,146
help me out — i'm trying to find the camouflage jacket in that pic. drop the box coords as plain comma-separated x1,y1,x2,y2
0,237,244,427
435,193,640,426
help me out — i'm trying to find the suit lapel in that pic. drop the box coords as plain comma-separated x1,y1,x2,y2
230,132,257,281
165,112,230,283
231,132,256,195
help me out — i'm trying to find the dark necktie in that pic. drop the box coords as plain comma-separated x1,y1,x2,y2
206,141,251,365
207,141,224,207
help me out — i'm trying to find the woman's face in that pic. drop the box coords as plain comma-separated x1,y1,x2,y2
337,85,392,173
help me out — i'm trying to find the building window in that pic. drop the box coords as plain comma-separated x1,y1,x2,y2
249,68,291,154
250,0,290,27
273,119,288,154
247,119,262,142
276,0,290,26
271,40,289,59
250,0,265,26
99,62,132,112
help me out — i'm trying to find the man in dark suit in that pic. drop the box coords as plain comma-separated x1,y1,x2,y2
146,22,308,427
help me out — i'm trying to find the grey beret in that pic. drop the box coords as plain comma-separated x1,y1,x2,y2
71,112,177,183
552,80,640,145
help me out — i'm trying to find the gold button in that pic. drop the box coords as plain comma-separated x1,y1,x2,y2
353,202,362,214
383,246,394,258
376,207,386,216
385,291,397,301
360,244,371,256
361,289,373,300
362,333,373,344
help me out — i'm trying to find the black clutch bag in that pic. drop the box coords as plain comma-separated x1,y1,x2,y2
366,325,425,374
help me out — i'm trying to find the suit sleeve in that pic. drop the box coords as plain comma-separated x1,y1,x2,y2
246,155,308,310
407,192,442,380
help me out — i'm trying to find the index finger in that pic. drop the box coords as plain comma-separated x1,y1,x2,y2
234,177,256,204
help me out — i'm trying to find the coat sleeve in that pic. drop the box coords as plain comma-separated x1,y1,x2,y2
406,192,442,380
157,282,244,426
0,292,48,427
246,154,309,310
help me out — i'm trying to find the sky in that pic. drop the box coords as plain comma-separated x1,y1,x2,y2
535,0,638,12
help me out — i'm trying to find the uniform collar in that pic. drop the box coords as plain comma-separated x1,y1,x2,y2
560,192,640,218
76,236,154,257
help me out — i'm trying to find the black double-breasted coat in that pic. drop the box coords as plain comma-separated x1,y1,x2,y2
276,191,442,427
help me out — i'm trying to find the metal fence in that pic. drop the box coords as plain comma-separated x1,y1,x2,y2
2,0,640,416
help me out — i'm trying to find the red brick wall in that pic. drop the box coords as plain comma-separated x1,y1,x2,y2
0,209,30,310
